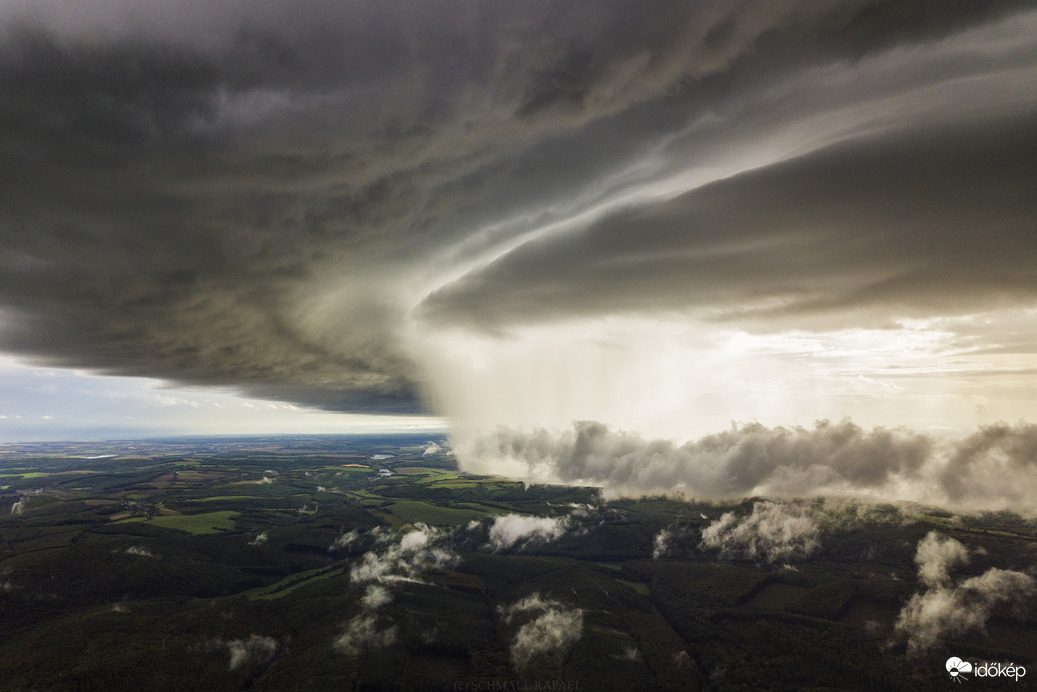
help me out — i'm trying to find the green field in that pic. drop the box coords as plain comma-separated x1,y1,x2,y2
385,500,491,525
455,501,511,515
242,567,345,600
617,578,651,596
119,511,239,534
2,434,1037,691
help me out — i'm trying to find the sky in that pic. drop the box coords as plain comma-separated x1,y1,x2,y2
1,1,1036,504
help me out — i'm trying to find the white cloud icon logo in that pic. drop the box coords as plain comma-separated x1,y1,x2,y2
946,657,973,682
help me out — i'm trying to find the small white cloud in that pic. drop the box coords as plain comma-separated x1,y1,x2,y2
10,498,25,515
329,529,359,552
334,614,397,657
361,584,393,611
653,528,674,559
699,501,819,563
914,531,969,588
651,527,701,560
895,532,1036,653
499,593,583,671
335,578,402,657
125,545,154,557
350,524,458,584
855,374,904,397
488,514,570,551
497,593,564,623
217,634,278,671
249,532,268,547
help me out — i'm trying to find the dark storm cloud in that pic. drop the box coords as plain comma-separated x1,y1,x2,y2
0,1,1032,411
421,92,1037,331
0,24,427,410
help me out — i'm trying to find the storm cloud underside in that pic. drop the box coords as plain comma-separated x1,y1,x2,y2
2,1,1037,501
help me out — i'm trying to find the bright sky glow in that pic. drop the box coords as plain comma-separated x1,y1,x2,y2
0,357,443,441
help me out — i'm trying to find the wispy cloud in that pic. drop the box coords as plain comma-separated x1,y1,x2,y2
349,524,459,584
328,529,359,552
699,501,820,564
654,499,904,561
486,514,571,552
498,593,584,671
652,526,700,560
894,531,1035,653
913,531,969,588
212,634,279,671
334,611,397,657
336,524,460,657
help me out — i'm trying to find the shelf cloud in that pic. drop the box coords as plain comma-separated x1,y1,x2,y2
2,2,1036,495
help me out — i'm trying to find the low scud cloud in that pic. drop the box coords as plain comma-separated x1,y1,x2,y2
498,593,584,671
334,609,397,658
211,634,279,672
333,515,596,655
328,529,359,553
337,524,459,656
699,501,820,564
349,523,459,585
0,1,1035,436
484,513,573,552
894,532,1036,654
653,498,904,562
467,420,1037,511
